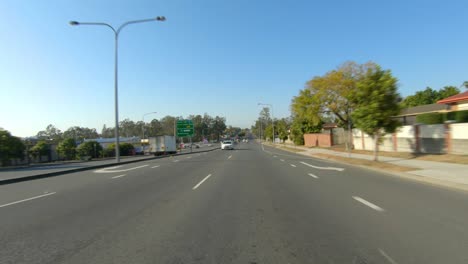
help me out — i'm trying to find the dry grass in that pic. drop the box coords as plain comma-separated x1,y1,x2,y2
329,146,468,165
311,153,417,172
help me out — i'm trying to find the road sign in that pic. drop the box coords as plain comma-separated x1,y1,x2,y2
176,120,194,137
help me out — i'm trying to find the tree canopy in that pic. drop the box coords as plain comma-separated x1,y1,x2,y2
351,66,401,161
401,86,460,108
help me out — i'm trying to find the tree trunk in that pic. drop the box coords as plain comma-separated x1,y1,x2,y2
373,133,379,161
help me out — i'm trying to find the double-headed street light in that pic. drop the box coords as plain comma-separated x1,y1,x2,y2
258,103,275,144
69,16,166,163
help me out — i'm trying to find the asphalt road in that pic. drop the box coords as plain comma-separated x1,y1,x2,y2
1,142,468,263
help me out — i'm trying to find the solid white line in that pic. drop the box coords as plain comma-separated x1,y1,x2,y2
290,164,297,167
228,155,232,159
111,174,126,179
378,248,399,264
300,161,344,172
0,192,56,208
151,165,160,168
94,165,148,173
352,196,385,212
308,173,319,179
192,174,212,190
280,159,285,162
173,160,179,162
273,155,277,158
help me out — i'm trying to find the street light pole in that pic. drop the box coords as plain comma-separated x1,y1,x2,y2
142,112,157,140
258,103,274,144
141,112,157,154
69,16,166,163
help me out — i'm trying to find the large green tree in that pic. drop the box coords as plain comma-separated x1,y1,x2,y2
0,130,25,166
352,66,401,161
29,141,49,159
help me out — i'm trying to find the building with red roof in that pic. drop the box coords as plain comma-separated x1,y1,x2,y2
437,90,468,111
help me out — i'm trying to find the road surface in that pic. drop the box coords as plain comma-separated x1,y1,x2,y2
1,142,468,263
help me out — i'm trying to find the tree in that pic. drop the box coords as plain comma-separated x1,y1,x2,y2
63,126,99,141
276,118,290,142
401,86,460,108
437,86,460,100
302,61,378,129
76,141,102,159
57,138,76,160
0,130,25,166
352,66,401,161
36,124,62,141
30,141,49,159
211,116,226,141
101,125,114,138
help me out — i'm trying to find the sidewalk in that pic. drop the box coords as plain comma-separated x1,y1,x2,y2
269,143,468,187
0,145,219,184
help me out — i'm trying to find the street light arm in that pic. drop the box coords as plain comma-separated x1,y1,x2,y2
117,17,166,34
69,21,117,34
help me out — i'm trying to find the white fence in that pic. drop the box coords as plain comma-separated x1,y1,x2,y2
352,123,468,154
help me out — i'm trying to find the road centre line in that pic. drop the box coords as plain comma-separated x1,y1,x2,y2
300,161,344,172
280,159,285,162
378,248,399,264
308,173,319,179
94,165,148,173
0,192,56,208
111,174,126,179
290,164,297,167
352,196,385,212
151,165,160,168
192,174,212,190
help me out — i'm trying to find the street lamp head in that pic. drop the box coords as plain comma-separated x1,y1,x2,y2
156,16,166,21
69,21,80,26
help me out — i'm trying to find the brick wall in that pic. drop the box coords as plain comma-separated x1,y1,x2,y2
304,133,332,147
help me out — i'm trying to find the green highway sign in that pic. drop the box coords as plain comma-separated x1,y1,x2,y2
176,120,194,137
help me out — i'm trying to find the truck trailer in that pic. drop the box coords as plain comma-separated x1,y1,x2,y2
148,136,177,156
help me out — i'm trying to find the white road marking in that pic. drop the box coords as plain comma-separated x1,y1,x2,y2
193,174,212,190
187,156,192,159
273,155,277,158
173,159,180,162
280,159,285,162
300,161,344,172
0,192,56,208
352,196,385,212
94,165,148,173
111,174,126,179
378,248,399,264
290,164,297,167
228,155,232,159
308,173,319,179
151,165,160,168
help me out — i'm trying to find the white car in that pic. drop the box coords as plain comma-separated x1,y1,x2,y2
221,140,234,150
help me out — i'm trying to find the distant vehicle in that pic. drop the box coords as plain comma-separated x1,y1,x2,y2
148,136,177,156
221,140,234,150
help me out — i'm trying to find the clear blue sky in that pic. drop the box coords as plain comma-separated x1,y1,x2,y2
1,0,467,137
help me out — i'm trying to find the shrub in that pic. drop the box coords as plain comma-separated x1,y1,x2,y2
105,143,135,157
455,110,468,123
76,141,102,159
416,113,444,124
